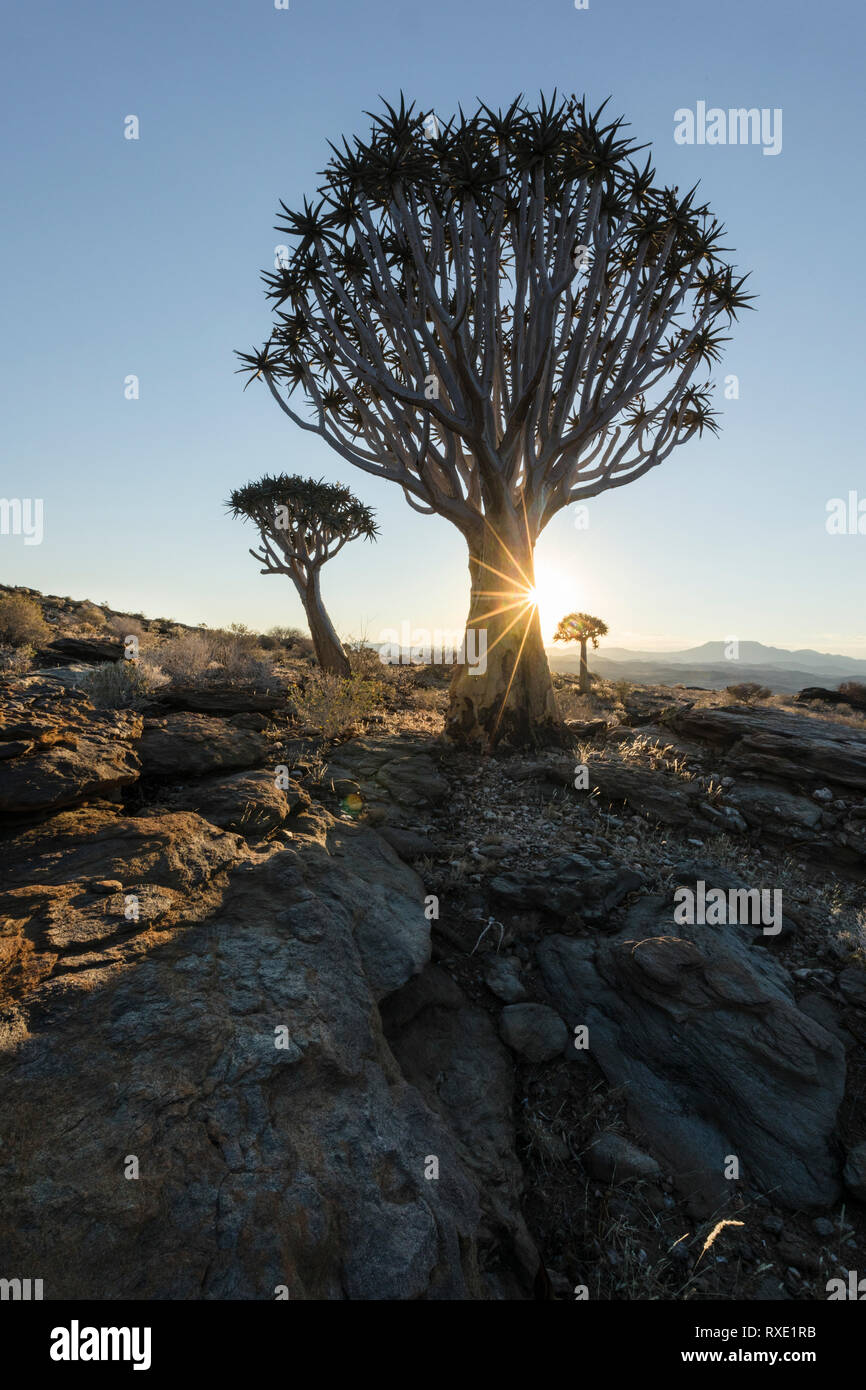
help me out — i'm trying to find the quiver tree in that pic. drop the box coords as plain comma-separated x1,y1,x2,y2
554,611,608,693
237,92,752,748
227,474,378,676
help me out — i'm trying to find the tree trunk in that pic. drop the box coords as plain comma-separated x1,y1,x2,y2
301,568,350,677
579,639,589,694
445,507,562,749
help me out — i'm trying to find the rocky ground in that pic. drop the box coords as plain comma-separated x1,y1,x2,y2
0,589,864,1300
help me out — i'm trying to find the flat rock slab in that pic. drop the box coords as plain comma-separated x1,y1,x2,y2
139,713,274,779
381,965,538,1295
0,684,142,816
163,768,308,835
538,894,845,1212
149,684,287,715
0,806,249,1022
35,637,125,666
665,705,866,793
324,736,449,820
0,808,502,1299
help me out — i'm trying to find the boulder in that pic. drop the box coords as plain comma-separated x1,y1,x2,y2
35,637,125,666
499,1003,568,1062
138,714,273,779
538,894,846,1212
149,684,286,715
483,955,528,1003
665,705,866,794
0,808,506,1299
0,683,141,816
585,1132,662,1184
162,768,309,835
797,686,866,712
324,737,449,819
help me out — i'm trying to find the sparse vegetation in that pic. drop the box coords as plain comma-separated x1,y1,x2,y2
75,602,106,631
79,659,159,708
0,642,36,673
725,681,772,703
105,614,147,642
0,593,49,648
289,673,384,740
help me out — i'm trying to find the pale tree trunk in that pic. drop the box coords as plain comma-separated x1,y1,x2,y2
298,567,350,677
579,639,589,694
445,507,561,749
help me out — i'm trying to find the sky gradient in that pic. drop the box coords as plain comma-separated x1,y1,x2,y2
2,0,863,653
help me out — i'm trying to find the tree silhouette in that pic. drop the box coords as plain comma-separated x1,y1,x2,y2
554,611,609,693
238,92,751,747
228,474,377,677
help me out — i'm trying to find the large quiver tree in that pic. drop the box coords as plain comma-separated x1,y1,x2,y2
228,474,377,676
237,93,751,748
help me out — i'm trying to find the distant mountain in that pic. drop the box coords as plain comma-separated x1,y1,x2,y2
547,640,866,694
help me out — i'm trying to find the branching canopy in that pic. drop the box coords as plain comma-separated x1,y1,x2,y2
553,612,609,648
227,473,378,583
237,92,753,546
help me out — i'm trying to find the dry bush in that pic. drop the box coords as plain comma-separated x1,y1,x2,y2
80,660,161,708
839,680,866,704
289,673,384,739
145,632,213,681
264,623,308,646
75,602,106,631
105,614,147,642
210,626,274,682
146,628,274,686
725,682,771,704
0,643,35,673
0,594,49,648
347,643,386,679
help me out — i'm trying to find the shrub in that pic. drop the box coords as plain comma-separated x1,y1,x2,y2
347,643,387,679
76,602,106,630
267,624,306,644
145,629,275,687
289,673,384,739
106,614,147,642
0,642,35,673
80,660,159,708
147,632,214,681
209,627,274,682
725,682,771,704
839,681,866,704
0,594,49,648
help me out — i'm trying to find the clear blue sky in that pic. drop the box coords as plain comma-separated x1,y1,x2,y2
2,0,864,653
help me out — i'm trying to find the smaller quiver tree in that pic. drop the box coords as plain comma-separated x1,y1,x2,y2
554,611,609,694
228,474,378,676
